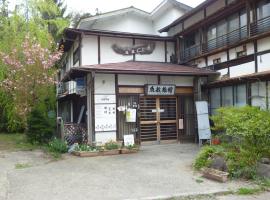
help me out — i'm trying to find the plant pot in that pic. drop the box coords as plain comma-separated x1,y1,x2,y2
202,168,229,183
102,149,120,156
121,148,139,154
212,138,221,145
73,151,100,157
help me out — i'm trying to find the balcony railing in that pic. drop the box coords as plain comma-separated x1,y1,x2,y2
180,44,201,62
180,26,248,62
250,16,270,36
202,26,248,53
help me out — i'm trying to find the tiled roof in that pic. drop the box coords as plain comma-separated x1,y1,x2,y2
62,61,218,81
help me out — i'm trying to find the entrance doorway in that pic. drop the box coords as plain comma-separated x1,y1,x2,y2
139,97,178,144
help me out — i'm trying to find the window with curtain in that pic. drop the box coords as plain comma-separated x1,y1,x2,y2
251,81,267,109
210,88,221,114
234,84,247,107
257,0,270,20
222,86,233,107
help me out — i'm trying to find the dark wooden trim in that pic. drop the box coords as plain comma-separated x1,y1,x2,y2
133,38,136,61
98,35,101,64
266,81,269,110
158,75,161,84
247,81,251,105
254,40,258,73
91,72,95,142
164,41,167,63
79,34,82,66
115,74,119,140
206,54,254,71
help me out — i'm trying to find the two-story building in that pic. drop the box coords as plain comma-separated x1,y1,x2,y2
58,0,270,146
161,0,270,113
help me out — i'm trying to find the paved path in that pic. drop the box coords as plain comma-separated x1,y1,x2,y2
0,144,257,200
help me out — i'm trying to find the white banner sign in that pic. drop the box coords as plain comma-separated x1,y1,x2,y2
95,104,116,132
145,85,175,96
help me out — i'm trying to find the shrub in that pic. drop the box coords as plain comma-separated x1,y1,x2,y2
194,145,225,170
104,140,119,150
74,144,97,152
26,107,54,144
211,106,270,157
48,138,68,154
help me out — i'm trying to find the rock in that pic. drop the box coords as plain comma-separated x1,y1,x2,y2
260,158,270,164
257,163,270,178
210,156,228,172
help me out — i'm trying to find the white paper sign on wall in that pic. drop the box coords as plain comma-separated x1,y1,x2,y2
124,134,135,146
95,104,116,132
126,109,136,123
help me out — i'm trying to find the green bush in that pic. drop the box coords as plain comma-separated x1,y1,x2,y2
211,106,270,156
194,145,225,170
74,144,97,152
197,106,270,179
26,107,54,144
104,140,119,150
48,138,68,154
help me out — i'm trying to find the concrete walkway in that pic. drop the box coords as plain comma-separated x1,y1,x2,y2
0,144,253,200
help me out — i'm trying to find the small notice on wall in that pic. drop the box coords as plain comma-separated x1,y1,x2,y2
95,104,116,132
126,109,136,123
124,134,135,146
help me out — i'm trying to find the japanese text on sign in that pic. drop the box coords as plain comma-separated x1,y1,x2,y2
145,85,176,96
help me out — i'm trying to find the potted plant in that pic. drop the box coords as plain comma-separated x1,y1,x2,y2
121,144,139,154
212,135,221,145
102,140,120,156
73,144,100,157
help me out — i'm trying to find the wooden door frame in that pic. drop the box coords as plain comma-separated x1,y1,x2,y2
139,96,179,145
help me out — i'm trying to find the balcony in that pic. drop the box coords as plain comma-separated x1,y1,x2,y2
57,81,76,97
250,16,270,36
202,26,248,53
180,44,201,62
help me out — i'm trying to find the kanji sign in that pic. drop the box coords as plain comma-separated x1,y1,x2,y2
145,85,176,96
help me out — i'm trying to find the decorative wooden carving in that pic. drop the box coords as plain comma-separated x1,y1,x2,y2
112,43,155,55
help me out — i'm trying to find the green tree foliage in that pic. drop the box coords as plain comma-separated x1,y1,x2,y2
0,0,70,133
33,0,70,41
211,106,270,156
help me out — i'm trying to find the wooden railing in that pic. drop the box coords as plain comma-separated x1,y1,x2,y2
180,26,248,62
202,26,248,53
250,16,270,36
180,44,201,62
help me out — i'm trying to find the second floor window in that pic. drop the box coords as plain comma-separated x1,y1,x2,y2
257,0,270,20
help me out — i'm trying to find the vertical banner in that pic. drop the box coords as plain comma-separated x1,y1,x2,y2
195,101,211,145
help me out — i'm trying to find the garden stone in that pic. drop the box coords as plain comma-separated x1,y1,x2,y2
260,158,270,164
257,163,270,178
210,156,228,172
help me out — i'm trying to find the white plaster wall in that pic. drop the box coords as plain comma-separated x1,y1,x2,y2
153,8,185,34
258,53,270,72
95,74,115,94
91,14,155,35
257,36,270,52
135,40,165,62
206,0,225,16
81,35,98,65
100,36,133,64
230,61,255,78
229,43,254,60
196,58,206,68
95,132,117,145
184,10,204,29
218,68,229,77
160,76,194,86
167,23,182,36
166,42,175,62
118,75,158,85
207,51,227,65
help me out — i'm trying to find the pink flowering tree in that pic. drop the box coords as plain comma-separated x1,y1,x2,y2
0,34,63,124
